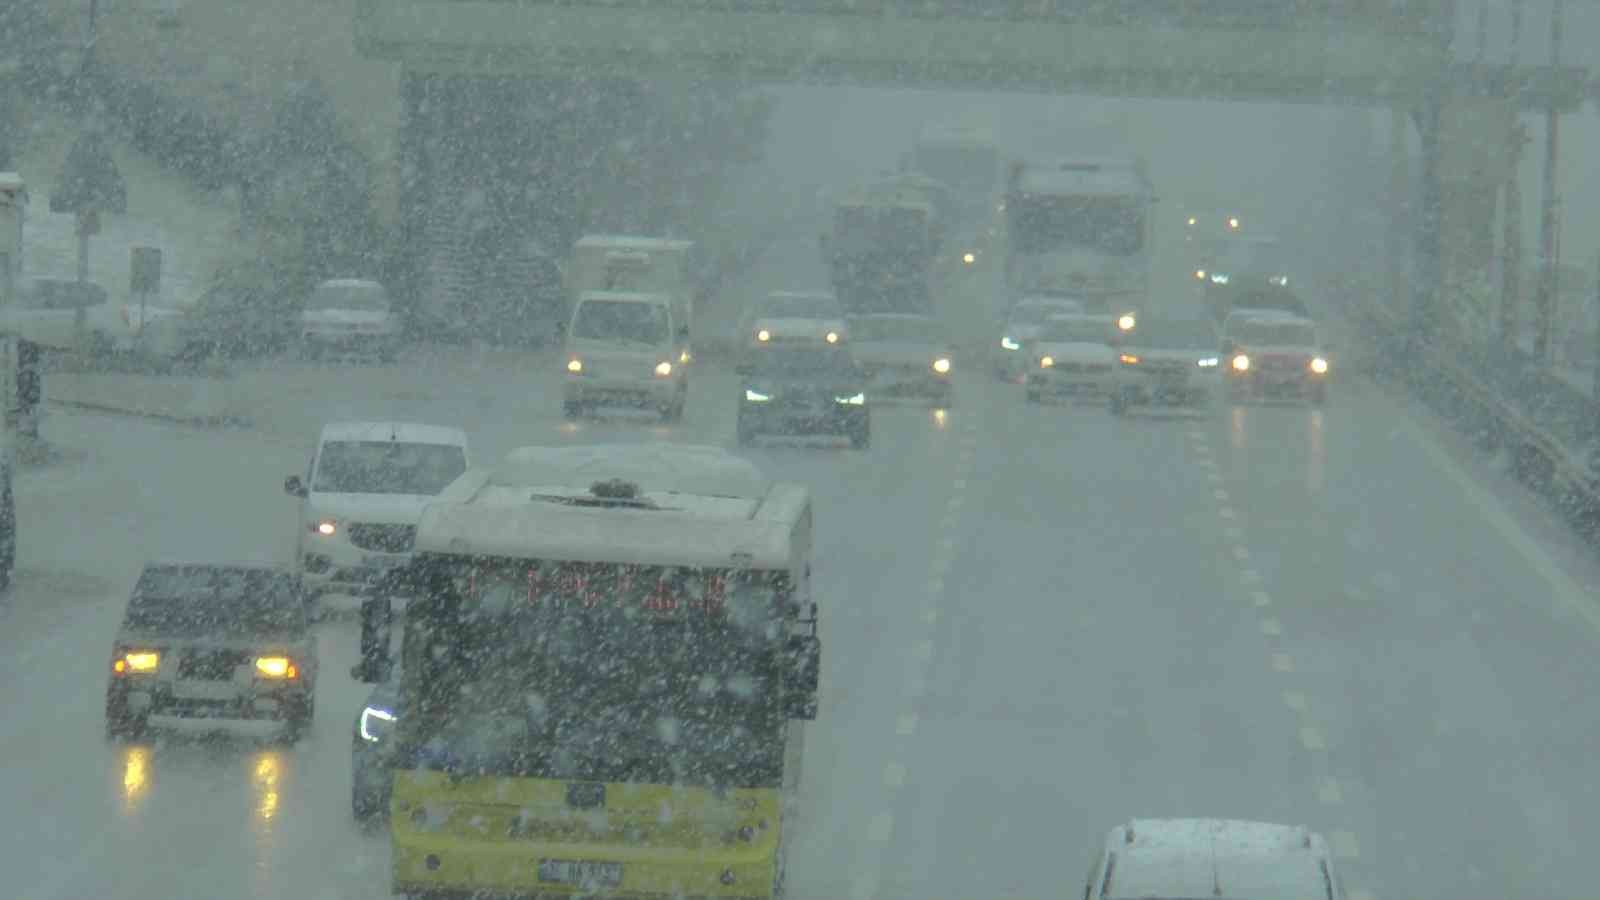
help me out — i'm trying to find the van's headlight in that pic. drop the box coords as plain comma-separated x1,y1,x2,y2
834,393,866,406
1310,356,1329,375
756,329,771,343
1232,354,1251,372
360,706,396,743
254,656,299,679
654,361,673,377
932,357,952,375
825,331,840,344
1117,313,1137,331
1198,357,1219,368
566,358,583,374
744,389,771,403
312,519,337,537
114,650,160,675
1000,336,1020,351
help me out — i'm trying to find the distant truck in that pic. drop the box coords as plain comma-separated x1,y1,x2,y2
567,235,697,340
822,175,943,316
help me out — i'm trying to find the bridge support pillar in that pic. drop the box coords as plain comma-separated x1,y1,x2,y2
1435,94,1520,347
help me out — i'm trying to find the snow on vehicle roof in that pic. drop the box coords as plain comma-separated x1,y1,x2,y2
1014,157,1151,197
575,235,694,252
319,421,468,446
0,172,26,193
1106,819,1331,900
317,278,383,290
576,290,674,304
1228,308,1313,326
768,291,836,303
494,443,770,500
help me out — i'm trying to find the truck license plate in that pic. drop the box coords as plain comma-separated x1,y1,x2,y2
538,860,623,888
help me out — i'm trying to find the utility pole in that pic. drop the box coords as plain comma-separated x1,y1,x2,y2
1500,124,1525,353
1533,0,1563,364
1592,249,1600,399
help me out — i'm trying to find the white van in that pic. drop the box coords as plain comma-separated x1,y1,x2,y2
561,290,689,421
1083,819,1347,900
283,422,469,611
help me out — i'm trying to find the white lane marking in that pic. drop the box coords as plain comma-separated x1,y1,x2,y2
922,608,940,625
1223,526,1243,541
1259,617,1282,637
927,576,944,595
1251,590,1272,607
1218,504,1235,518
1329,830,1361,859
1232,545,1251,562
866,799,901,846
1391,408,1600,636
952,478,968,491
883,762,907,789
1271,653,1295,672
1299,726,1327,751
1319,777,1345,806
904,671,927,698
911,640,934,662
896,712,918,736
1283,691,1308,713
850,872,880,900
1213,488,1229,501
1240,569,1263,583
939,536,956,553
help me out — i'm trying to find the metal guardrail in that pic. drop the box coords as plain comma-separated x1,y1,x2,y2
1346,292,1600,531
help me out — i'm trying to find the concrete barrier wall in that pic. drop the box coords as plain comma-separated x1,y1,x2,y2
45,372,249,426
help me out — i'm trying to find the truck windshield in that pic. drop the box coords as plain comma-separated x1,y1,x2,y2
1009,194,1144,256
573,299,670,345
834,206,928,256
1232,321,1317,347
313,441,467,495
397,558,791,788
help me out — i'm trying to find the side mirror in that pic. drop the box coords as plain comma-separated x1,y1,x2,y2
284,475,307,498
782,634,821,720
352,593,393,684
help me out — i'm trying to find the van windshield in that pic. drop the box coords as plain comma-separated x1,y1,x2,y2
573,300,670,345
313,441,467,495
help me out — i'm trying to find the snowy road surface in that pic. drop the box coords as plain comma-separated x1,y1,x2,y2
8,244,1600,900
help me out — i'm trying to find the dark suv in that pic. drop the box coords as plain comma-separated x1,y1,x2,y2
737,344,871,449
105,563,317,743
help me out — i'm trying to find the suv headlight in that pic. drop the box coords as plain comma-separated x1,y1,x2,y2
654,361,673,377
1198,357,1219,368
312,519,336,537
1310,357,1329,374
254,656,299,679
566,358,583,374
1231,354,1251,372
114,650,160,675
744,389,771,403
834,393,866,406
360,706,396,742
932,357,952,375
1000,336,1020,351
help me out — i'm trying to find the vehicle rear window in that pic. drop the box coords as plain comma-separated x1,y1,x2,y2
749,346,857,378
1232,321,1317,346
766,296,840,319
1039,319,1115,344
307,282,389,311
125,566,305,637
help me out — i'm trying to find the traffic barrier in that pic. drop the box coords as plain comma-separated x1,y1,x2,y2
44,371,250,426
1345,292,1600,512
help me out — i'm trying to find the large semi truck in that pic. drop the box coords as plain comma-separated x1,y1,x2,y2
821,176,943,316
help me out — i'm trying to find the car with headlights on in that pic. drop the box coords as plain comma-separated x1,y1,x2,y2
105,563,317,743
743,290,848,351
285,421,470,614
993,294,1087,381
1023,314,1119,403
737,344,870,448
352,671,401,822
847,313,955,406
1221,312,1331,405
300,279,401,362
1107,316,1221,414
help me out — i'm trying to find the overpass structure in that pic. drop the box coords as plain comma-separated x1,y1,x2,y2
346,0,1590,339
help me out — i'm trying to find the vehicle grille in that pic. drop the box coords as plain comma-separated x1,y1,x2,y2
1056,362,1112,374
178,649,252,681
346,523,416,553
1257,355,1307,372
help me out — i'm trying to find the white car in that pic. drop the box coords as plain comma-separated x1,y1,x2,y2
1083,819,1347,900
744,291,848,350
284,422,470,611
1023,314,1119,403
562,290,690,421
994,294,1088,381
1220,311,1332,405
1108,316,1221,414
300,279,401,361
